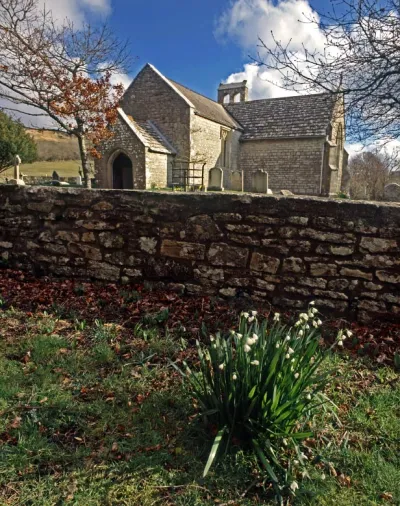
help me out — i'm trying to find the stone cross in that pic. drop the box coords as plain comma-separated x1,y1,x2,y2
207,167,224,191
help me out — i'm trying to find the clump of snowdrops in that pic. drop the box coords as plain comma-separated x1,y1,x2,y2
174,304,350,503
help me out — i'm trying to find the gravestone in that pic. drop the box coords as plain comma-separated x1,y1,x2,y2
76,175,82,186
9,154,25,185
280,189,294,196
207,167,224,191
231,170,243,191
384,183,400,202
52,170,60,181
253,169,269,193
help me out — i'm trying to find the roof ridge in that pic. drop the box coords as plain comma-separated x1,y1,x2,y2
226,92,332,106
168,78,222,107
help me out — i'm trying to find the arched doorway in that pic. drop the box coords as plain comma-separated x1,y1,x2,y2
112,153,133,189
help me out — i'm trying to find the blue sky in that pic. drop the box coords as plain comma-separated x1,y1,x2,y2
101,0,326,101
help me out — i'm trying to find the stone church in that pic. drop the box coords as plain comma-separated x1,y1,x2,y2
95,63,345,196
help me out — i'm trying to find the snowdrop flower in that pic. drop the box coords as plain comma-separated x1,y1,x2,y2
273,313,280,322
338,340,344,347
294,372,300,379
212,344,217,349
210,335,215,342
285,353,290,359
282,438,288,446
230,330,235,336
306,393,312,401
275,342,280,349
251,360,260,366
219,363,225,370
294,320,301,327
288,347,294,355
312,320,318,328
251,310,257,316
290,481,299,492
232,373,237,380
312,307,318,315
248,316,255,323
310,301,315,306
236,333,243,339
317,319,322,326
242,312,249,319
305,324,310,330
244,344,251,353
293,459,300,466
291,358,295,363
310,356,315,364
308,310,314,318
298,330,304,337
345,329,352,338
299,313,309,321
285,335,291,342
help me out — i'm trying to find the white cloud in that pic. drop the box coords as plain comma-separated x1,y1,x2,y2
346,139,400,159
216,0,326,99
39,0,112,25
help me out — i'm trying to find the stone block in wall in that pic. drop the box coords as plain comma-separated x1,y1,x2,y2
282,257,305,274
376,271,400,284
208,243,249,267
185,215,223,241
340,267,373,281
229,234,261,246
250,252,280,274
87,261,120,281
99,232,125,249
309,263,337,277
161,240,206,260
359,237,398,253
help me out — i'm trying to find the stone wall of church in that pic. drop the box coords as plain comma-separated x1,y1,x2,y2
239,138,325,195
145,151,171,189
191,113,240,189
1,186,400,324
121,65,191,160
95,116,146,189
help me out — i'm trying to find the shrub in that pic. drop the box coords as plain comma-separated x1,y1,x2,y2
175,306,347,502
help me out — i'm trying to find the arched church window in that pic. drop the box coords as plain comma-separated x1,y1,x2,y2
223,94,230,104
336,124,343,168
233,92,241,103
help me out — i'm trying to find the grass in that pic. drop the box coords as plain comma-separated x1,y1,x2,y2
0,307,398,505
1,160,81,179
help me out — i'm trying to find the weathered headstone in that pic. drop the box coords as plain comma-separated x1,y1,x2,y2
384,183,400,202
231,170,243,191
207,167,224,191
76,175,82,186
9,155,25,185
253,169,269,193
52,170,60,181
280,189,294,196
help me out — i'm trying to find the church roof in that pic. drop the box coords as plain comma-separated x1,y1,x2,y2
225,93,335,141
168,79,241,130
118,109,176,154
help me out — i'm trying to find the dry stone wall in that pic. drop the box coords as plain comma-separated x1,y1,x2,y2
1,186,400,322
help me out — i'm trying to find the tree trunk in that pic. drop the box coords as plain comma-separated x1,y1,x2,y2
77,134,92,189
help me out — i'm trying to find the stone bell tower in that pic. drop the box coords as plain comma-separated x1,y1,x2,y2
218,81,248,104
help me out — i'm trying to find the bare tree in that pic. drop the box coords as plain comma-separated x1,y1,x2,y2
349,150,399,200
0,0,131,187
255,0,400,145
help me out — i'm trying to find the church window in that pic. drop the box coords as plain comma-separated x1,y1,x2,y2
233,92,241,103
336,124,343,168
223,94,230,104
220,128,229,167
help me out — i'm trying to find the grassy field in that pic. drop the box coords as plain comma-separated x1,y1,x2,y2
0,302,398,506
1,160,81,179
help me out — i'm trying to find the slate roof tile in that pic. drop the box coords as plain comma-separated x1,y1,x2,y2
225,93,335,140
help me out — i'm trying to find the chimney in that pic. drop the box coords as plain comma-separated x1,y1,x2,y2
218,81,248,104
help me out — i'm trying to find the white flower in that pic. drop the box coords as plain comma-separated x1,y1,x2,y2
230,329,235,336
310,301,315,306
310,356,315,364
210,335,215,342
242,312,249,319
298,330,304,337
252,333,259,341
312,320,318,328
305,324,310,330
308,310,314,318
306,393,312,400
290,481,299,492
338,340,343,347
275,342,280,349
219,363,225,370
317,319,322,326
294,372,300,379
291,358,295,363
232,373,237,380
244,344,251,353
299,313,309,321
289,347,294,355
248,316,255,323
293,459,300,466
251,360,260,366
251,310,257,316
236,333,243,339
346,330,352,338
273,313,280,322
285,353,290,359
285,335,291,342
282,438,288,446
312,307,318,315
212,344,217,349
294,321,301,327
